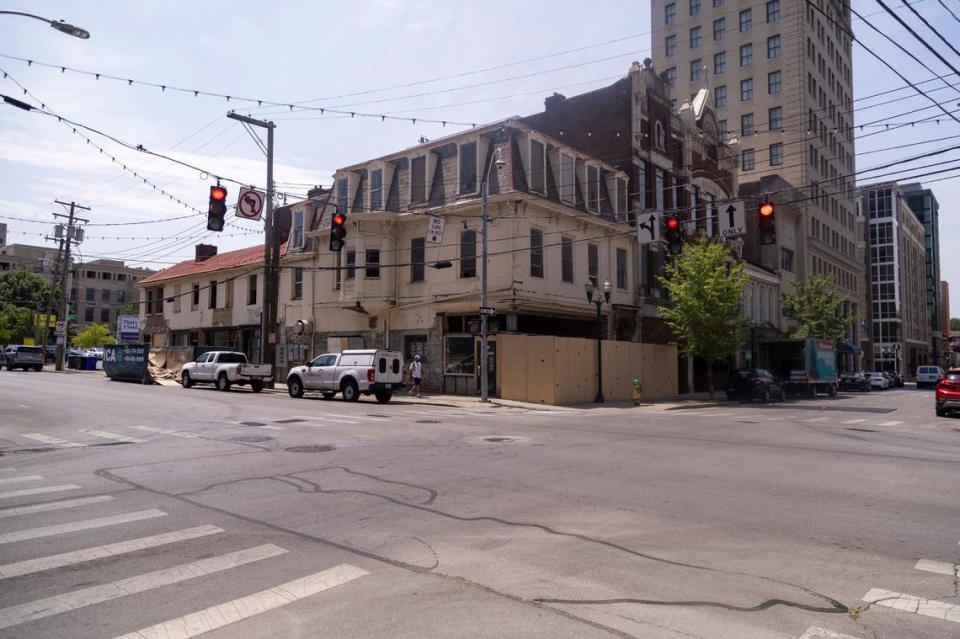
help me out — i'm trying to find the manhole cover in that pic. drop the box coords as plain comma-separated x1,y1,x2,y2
846,427,877,433
284,445,335,453
416,420,441,424
231,435,274,443
240,421,267,427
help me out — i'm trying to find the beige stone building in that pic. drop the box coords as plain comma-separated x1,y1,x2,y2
71,259,153,333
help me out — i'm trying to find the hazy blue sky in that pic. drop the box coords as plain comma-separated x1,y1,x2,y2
0,1,957,310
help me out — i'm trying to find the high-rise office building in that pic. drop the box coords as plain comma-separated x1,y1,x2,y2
901,182,943,362
652,0,863,337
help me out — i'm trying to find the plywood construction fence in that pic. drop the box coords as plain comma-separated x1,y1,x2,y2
497,334,678,405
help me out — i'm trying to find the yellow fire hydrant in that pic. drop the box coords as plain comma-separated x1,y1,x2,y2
631,379,643,406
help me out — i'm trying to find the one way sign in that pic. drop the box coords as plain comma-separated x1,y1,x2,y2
719,201,746,238
636,212,660,245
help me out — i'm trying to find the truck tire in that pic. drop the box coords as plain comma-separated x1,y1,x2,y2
341,379,360,402
828,384,838,397
33,365,42,372
374,390,393,403
251,381,263,393
181,371,193,388
216,373,231,392
288,377,304,398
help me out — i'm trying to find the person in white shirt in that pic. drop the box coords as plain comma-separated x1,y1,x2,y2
409,355,423,398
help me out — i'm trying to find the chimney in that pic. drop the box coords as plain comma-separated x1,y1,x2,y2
545,92,566,111
195,244,217,263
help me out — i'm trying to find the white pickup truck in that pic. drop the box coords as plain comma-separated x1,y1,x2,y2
286,349,404,403
180,351,272,392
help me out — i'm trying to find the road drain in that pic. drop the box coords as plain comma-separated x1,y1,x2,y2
240,421,267,427
846,427,877,433
416,420,441,424
231,435,274,443
284,445,335,453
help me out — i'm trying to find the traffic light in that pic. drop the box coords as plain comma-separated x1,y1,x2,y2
758,201,775,245
664,215,682,255
329,207,347,252
207,185,228,232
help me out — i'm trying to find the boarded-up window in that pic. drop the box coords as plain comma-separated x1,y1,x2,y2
247,275,257,305
530,139,545,194
459,141,477,194
411,156,426,203
208,281,218,309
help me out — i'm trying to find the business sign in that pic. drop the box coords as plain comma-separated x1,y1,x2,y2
36,313,56,329
427,215,445,244
236,187,265,221
55,320,65,336
635,212,660,245
117,315,140,342
103,344,149,383
719,202,746,238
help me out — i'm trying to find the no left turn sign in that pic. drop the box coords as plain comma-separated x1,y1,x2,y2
236,187,265,221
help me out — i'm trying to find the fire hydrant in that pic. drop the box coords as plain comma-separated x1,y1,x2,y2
631,378,643,406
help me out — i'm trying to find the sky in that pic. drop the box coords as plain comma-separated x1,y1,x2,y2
0,0,958,314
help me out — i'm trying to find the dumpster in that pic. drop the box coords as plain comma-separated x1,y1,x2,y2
103,344,150,383
68,354,83,369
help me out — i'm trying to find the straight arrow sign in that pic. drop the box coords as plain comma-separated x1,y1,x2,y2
719,201,745,238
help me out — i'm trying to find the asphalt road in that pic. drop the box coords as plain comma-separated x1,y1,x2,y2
0,371,958,638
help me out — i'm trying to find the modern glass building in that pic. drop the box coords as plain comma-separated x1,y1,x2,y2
901,183,942,363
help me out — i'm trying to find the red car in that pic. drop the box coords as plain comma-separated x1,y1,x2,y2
935,368,960,417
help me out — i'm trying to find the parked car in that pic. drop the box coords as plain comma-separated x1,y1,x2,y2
881,372,897,388
916,365,944,389
839,371,871,392
85,348,104,361
180,351,272,392
287,349,404,403
3,345,44,371
868,372,891,390
935,368,960,417
725,368,784,403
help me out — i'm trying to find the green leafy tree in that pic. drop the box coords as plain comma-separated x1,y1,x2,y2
117,302,140,317
782,276,853,342
951,317,960,332
0,306,34,344
659,241,749,399
72,323,116,349
0,271,58,309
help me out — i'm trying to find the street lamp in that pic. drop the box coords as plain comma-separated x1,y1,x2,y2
0,11,90,38
585,279,612,403
479,146,505,403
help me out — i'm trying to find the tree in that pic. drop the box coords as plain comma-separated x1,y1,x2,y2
0,271,58,310
782,276,853,342
951,317,960,332
72,323,116,349
117,302,140,317
0,306,34,344
659,241,749,399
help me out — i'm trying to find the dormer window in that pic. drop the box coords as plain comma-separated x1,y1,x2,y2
616,177,628,215
336,178,348,213
459,141,478,194
586,164,600,213
410,155,427,204
559,152,575,204
529,138,546,195
655,121,666,151
291,209,304,249
370,168,383,211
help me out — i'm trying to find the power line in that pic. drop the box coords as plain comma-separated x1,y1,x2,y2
937,0,960,23
878,0,960,78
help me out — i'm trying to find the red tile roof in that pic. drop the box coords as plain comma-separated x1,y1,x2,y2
138,245,266,285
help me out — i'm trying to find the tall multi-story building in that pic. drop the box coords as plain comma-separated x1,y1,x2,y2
941,280,951,366
652,0,863,345
901,182,943,362
70,259,154,334
860,184,930,375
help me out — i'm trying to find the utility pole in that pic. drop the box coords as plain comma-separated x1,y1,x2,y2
479,147,503,403
39,229,67,363
226,113,277,379
52,201,89,371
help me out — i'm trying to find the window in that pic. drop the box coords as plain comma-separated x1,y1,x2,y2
655,169,665,210
616,177,627,214
101,272,112,281
336,178,348,213
460,229,477,278
530,139,545,194
410,155,426,204
739,9,752,32
345,250,356,280
445,335,474,375
769,143,783,166
588,243,598,285
689,26,701,49
172,285,181,313
769,106,783,130
100,308,110,323
587,165,600,211
292,268,303,299
665,35,676,57
655,121,666,150
85,287,95,302
714,85,727,107
459,141,477,194
740,43,752,66
117,291,126,303
767,0,780,23
365,249,380,279
740,78,753,101
741,113,754,135
291,209,304,248
560,236,574,283
192,284,200,308
690,59,703,81
370,168,383,210
616,248,627,289
718,119,728,142
86,270,96,279
560,153,575,204
530,228,544,277
101,288,110,303
411,237,425,283
714,52,726,75
664,67,676,87
208,281,218,309
117,273,126,281
742,149,755,171
247,275,257,305
689,0,700,15
768,70,781,95
84,307,94,322
665,2,676,24
713,18,725,40
714,0,723,6
768,35,781,58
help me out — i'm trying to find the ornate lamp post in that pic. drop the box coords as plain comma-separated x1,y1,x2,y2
585,280,612,403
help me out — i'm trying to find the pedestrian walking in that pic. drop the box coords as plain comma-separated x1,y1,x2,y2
409,355,423,398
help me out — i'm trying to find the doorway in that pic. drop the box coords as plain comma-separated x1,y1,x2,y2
474,336,496,397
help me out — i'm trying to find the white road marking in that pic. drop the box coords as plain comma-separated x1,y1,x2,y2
0,509,167,545
0,543,287,630
0,525,223,578
131,426,199,439
841,419,866,424
21,433,84,448
686,412,733,418
78,429,146,443
799,627,864,639
0,468,16,472
0,495,114,519
111,563,370,639
15,404,29,409
877,420,903,426
765,416,786,421
804,417,830,423
862,588,960,623
0,475,43,485
290,414,360,425
915,559,959,576
0,484,80,500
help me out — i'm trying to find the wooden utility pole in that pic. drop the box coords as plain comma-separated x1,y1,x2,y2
52,201,89,370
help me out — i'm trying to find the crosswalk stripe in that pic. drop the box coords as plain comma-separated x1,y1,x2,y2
841,419,866,424
78,430,146,443
915,559,958,576
291,414,361,424
0,509,167,545
799,627,864,639
878,420,903,426
0,484,80,500
131,426,198,439
862,588,960,623
804,417,830,423
0,543,287,630
765,416,786,421
0,525,224,578
112,563,369,639
0,475,43,485
21,433,84,448
0,495,114,519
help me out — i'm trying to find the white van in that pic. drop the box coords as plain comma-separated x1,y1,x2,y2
916,365,943,389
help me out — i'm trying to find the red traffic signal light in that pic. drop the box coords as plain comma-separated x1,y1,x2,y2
666,216,680,231
329,207,348,252
210,186,227,202
758,201,775,245
207,185,228,232
664,215,682,255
